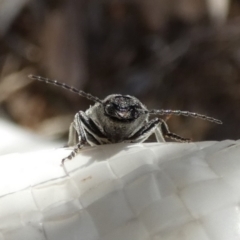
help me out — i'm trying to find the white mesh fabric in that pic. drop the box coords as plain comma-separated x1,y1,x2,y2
0,140,240,240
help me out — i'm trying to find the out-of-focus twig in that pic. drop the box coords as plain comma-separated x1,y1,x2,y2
206,0,230,25
0,0,31,36
0,68,33,103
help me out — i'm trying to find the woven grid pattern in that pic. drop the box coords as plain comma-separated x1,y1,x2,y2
0,140,240,240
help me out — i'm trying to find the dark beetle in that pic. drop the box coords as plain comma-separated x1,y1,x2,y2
29,75,222,164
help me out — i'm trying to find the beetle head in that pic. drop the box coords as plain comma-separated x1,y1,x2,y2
103,95,146,121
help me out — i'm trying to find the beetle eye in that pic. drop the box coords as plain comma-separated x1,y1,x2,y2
105,104,113,111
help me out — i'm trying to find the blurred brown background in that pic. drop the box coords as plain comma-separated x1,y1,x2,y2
0,0,238,143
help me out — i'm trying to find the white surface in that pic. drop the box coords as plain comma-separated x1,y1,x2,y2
0,119,62,155
0,140,240,240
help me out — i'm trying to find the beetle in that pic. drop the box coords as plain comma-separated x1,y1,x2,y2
29,75,222,164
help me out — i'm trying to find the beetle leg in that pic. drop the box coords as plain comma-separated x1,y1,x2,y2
127,118,161,143
67,122,78,146
62,111,109,165
61,142,85,165
159,119,191,142
62,113,87,164
78,111,109,145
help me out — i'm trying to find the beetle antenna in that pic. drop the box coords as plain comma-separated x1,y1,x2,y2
143,109,222,124
28,75,103,104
